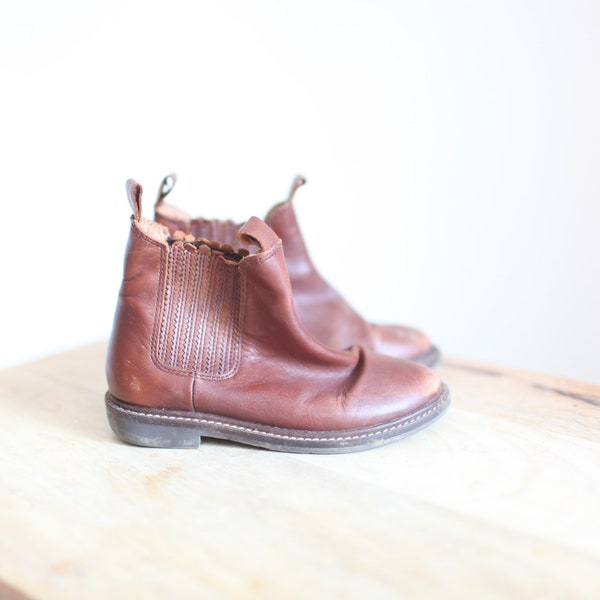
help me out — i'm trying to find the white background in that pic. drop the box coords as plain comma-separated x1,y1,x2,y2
1,0,599,383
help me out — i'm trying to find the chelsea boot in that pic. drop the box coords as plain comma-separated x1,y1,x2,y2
105,180,449,453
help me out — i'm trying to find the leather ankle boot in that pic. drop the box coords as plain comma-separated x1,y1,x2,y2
105,180,449,453
154,175,440,367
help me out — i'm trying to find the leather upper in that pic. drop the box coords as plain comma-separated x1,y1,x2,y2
107,180,442,431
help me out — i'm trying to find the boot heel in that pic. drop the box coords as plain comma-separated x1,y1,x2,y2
106,395,202,449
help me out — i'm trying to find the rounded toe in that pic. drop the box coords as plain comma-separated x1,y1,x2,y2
343,349,445,429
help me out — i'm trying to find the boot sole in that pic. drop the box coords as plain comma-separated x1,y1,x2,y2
105,385,450,454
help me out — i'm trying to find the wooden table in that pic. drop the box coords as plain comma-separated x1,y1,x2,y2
1,343,599,599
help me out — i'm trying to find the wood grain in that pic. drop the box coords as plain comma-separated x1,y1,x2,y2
0,343,598,599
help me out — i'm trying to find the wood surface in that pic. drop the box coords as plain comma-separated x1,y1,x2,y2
0,343,598,599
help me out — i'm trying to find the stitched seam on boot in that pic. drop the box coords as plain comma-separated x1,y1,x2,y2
109,393,448,442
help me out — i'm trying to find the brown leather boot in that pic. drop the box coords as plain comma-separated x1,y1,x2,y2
105,180,449,453
154,175,440,367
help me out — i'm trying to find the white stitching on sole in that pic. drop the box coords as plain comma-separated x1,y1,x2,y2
108,390,449,443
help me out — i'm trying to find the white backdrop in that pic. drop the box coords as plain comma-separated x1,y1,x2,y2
1,0,599,383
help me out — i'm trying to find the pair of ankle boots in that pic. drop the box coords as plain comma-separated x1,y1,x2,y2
105,175,450,453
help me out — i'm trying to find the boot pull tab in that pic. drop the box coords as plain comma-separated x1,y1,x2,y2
156,173,177,207
287,174,307,203
126,179,143,221
238,216,280,252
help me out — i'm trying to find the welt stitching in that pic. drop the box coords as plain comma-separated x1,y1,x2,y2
110,394,448,442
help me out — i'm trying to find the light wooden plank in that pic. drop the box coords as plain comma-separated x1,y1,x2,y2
441,359,600,440
0,343,599,599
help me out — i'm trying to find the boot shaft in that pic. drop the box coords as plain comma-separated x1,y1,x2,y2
106,180,360,425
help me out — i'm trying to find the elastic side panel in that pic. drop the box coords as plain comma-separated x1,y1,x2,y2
155,243,243,379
